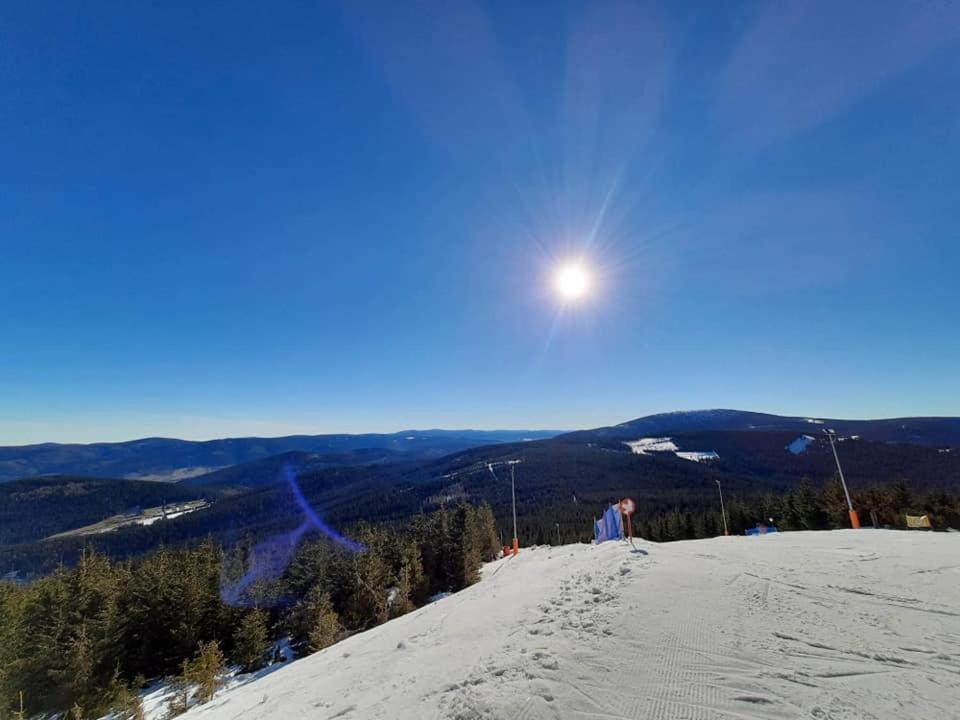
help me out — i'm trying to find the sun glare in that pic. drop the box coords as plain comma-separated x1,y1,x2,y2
553,262,592,302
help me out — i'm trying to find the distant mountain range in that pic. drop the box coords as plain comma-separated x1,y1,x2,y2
0,429,561,483
564,409,960,447
2,410,959,575
2,411,957,485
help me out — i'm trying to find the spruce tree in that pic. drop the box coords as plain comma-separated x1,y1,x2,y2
439,505,481,589
823,475,850,527
793,479,827,530
472,503,501,561
182,641,226,704
107,673,147,720
165,680,190,718
232,609,270,673
340,525,390,628
888,479,912,515
307,593,341,653
390,540,423,617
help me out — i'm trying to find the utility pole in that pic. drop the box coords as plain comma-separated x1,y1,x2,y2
716,479,730,536
485,460,522,555
824,429,861,529
509,462,519,555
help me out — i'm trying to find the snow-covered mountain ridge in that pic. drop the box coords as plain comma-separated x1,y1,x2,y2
178,531,960,719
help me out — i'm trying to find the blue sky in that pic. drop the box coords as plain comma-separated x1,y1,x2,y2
2,1,959,443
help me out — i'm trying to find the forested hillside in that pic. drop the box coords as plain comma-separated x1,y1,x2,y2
0,503,499,720
179,448,406,493
565,410,960,447
3,432,959,575
0,476,206,546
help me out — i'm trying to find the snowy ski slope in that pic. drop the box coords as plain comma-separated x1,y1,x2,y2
181,530,960,719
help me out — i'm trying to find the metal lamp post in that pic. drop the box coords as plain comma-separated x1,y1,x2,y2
509,462,519,555
445,459,523,557
716,479,730,536
824,429,861,529
487,460,521,555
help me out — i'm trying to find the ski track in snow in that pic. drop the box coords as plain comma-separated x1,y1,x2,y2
178,531,960,720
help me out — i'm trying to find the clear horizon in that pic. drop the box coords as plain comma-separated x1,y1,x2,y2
3,2,959,445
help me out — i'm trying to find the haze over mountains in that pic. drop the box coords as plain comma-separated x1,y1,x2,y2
0,429,561,483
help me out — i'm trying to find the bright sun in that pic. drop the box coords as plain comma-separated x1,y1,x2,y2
553,262,592,302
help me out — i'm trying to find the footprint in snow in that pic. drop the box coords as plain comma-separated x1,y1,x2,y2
532,651,559,670
328,705,356,719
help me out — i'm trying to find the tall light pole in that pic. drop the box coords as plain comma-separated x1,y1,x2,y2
509,462,519,555
716,479,730,536
487,460,521,555
824,429,861,529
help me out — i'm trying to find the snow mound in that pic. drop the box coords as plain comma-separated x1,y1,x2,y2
787,434,816,454
177,531,960,720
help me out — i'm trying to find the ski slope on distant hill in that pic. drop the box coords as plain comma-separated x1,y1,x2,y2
181,531,960,720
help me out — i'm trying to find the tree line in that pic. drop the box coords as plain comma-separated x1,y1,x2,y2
518,478,960,544
634,477,960,541
0,502,499,720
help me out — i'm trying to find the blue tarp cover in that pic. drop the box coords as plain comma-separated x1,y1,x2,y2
594,504,624,543
593,517,606,542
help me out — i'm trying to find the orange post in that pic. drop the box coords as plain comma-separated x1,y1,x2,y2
511,538,519,556
849,509,861,529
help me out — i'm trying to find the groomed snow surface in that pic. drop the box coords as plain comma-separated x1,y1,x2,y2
181,531,959,719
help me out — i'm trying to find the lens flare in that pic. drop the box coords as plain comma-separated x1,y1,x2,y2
219,463,366,607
